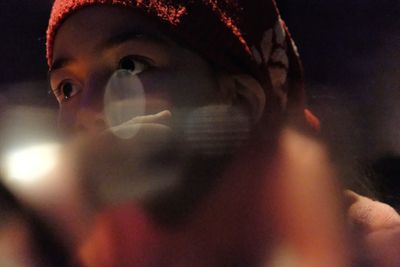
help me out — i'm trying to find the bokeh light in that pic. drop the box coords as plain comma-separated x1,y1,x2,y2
2,143,60,187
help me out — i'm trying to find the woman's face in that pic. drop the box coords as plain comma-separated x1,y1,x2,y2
49,6,223,134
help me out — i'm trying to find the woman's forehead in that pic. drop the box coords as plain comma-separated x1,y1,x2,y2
53,6,170,58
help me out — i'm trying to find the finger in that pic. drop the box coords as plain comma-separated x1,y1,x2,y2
107,110,172,139
346,190,400,233
127,110,172,125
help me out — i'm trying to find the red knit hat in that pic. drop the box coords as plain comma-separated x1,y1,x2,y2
46,0,307,114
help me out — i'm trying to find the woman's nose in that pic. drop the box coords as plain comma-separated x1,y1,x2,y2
74,109,106,134
74,72,109,134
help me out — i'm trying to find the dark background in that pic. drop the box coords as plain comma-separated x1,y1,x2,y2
0,1,399,204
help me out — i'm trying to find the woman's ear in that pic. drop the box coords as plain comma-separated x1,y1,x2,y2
217,73,266,122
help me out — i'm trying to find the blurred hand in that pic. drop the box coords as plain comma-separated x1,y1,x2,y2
259,128,349,267
77,127,351,267
63,124,400,267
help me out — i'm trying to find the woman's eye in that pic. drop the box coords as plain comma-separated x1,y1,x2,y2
55,80,81,102
118,56,150,75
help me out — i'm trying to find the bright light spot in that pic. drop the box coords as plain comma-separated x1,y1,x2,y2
3,143,60,186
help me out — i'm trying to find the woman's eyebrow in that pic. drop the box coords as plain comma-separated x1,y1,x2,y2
49,57,75,76
49,31,168,77
99,30,170,51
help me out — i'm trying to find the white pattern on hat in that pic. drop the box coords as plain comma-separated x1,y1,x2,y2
251,46,263,65
268,66,288,107
271,48,289,69
290,38,300,58
248,17,292,108
260,29,273,64
274,18,286,45
269,66,287,89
